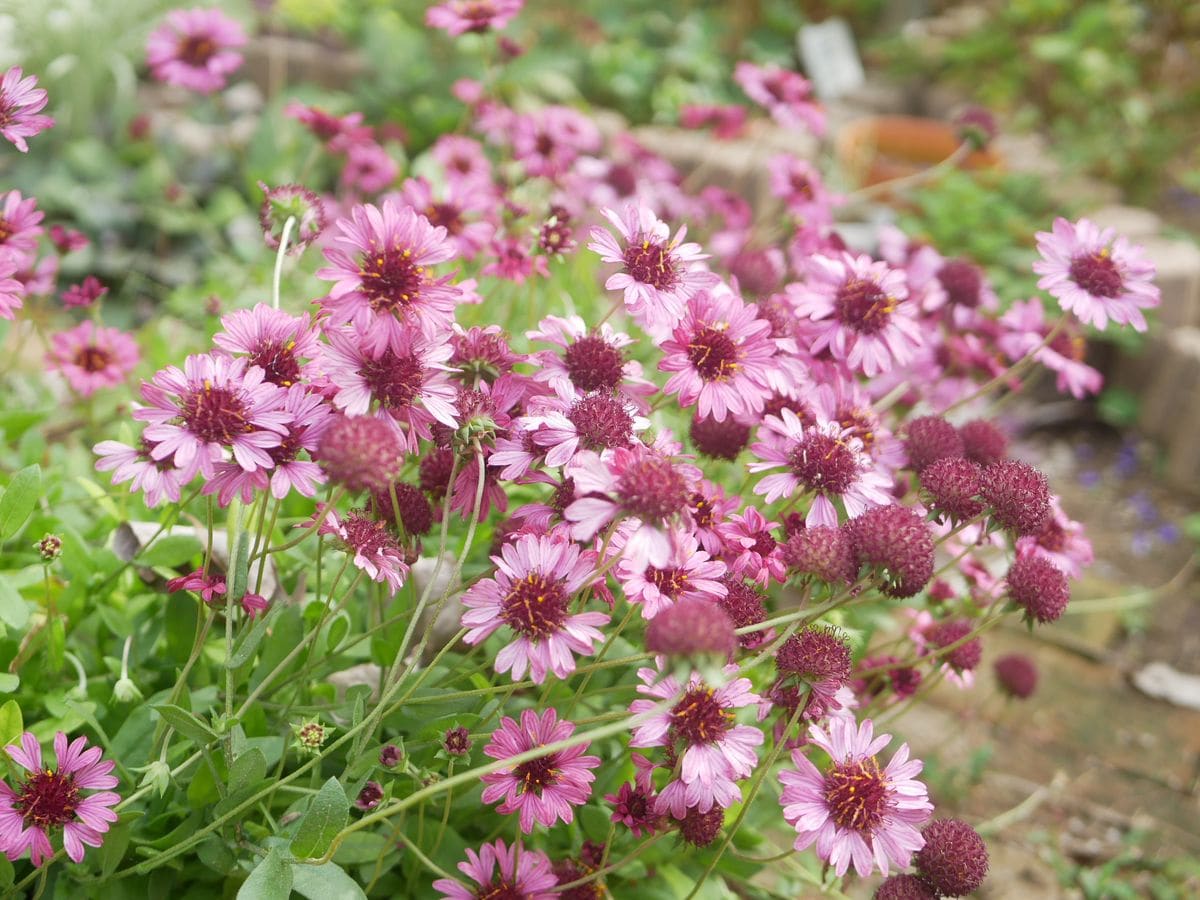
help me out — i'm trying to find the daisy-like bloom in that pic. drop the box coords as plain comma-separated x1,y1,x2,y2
689,479,740,556
60,275,107,309
615,530,727,620
433,838,556,900
606,779,660,838
48,225,88,254
0,190,44,266
321,323,458,451
588,204,719,333
432,135,493,187
717,507,786,586
658,289,776,423
768,154,838,226
998,298,1102,399
734,62,826,136
317,506,409,596
165,569,226,603
397,175,495,261
527,387,647,468
679,103,747,139
93,436,188,507
0,257,25,320
317,199,460,348
788,253,921,376
213,304,321,387
630,666,763,817
526,315,655,407
145,7,246,94
480,708,600,833
482,235,549,284
134,353,289,481
779,717,932,878
0,732,119,866
340,140,399,195
461,533,609,683
564,443,701,570
511,106,601,181
46,321,140,397
426,0,524,37
283,103,371,150
0,67,55,152
1033,216,1159,331
749,409,892,527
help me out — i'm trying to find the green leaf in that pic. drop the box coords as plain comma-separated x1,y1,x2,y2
0,580,29,630
227,530,251,601
198,835,237,875
0,465,40,540
98,819,133,877
292,861,367,900
326,614,350,655
0,674,19,695
228,747,267,793
152,704,218,747
139,535,203,568
0,701,21,745
228,603,280,669
237,846,292,900
290,777,349,859
74,476,120,521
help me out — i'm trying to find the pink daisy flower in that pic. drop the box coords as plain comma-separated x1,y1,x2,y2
0,67,55,152
734,62,826,136
480,708,600,833
510,106,601,181
749,409,893,527
0,190,44,266
461,533,609,683
426,0,524,37
679,103,747,139
1033,216,1159,331
93,436,188,507
526,315,656,407
317,199,460,348
788,253,921,376
526,387,647,469
779,717,932,878
213,304,321,387
768,154,839,226
482,235,549,284
0,732,119,866
284,103,370,150
588,203,719,333
614,530,727,620
317,506,409,596
145,7,246,94
1016,495,1093,580
340,140,399,195
658,288,777,422
49,225,89,254
689,479,740,556
46,321,140,397
717,506,786,586
133,353,289,480
432,135,493,187
999,298,1102,399
60,275,108,309
396,176,495,260
0,257,25,320
433,838,556,899
630,666,763,817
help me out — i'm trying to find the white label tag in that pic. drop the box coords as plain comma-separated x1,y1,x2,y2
799,18,865,101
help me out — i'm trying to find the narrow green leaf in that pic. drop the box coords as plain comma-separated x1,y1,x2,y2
0,465,40,540
326,614,350,655
290,777,349,859
228,530,251,601
228,602,279,669
0,580,29,630
237,846,292,900
152,704,218,747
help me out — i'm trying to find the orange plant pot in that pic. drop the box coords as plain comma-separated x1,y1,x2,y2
836,116,1002,189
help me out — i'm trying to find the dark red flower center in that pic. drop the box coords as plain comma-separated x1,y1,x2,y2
938,259,983,308
569,394,633,452
1068,251,1124,298
623,239,680,291
690,492,714,529
1048,330,1086,362
474,880,525,900
180,381,251,444
15,769,80,829
250,339,302,386
424,203,464,235
834,277,894,335
823,758,890,833
73,345,112,373
749,530,777,557
606,163,638,197
341,512,399,558
837,408,877,451
686,326,740,382
512,754,561,796
359,349,425,410
550,477,576,514
670,686,733,745
646,566,690,599
789,174,814,201
564,335,625,393
616,456,690,522
788,432,859,496
268,426,306,465
500,572,569,639
177,34,216,67
358,246,425,312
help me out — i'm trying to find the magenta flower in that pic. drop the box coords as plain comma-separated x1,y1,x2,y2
397,175,495,260
166,568,226,603
779,717,932,878
999,298,1102,399
1015,496,1093,580
788,253,921,376
213,304,321,387
734,62,826,136
0,257,25,320
526,388,647,469
717,506,786,586
461,533,609,683
317,199,460,347
432,135,493,187
49,225,89,254
606,778,660,838
145,7,246,94
768,154,839,225
614,530,727,620
1033,216,1159,331
630,666,763,817
659,288,776,422
480,708,600,833
60,275,108,309
93,436,187,508
284,103,370,149
433,838,556,899
317,507,409,596
46,321,139,397
482,235,549,284
588,204,719,333
0,190,44,267
0,67,55,152
0,732,119,866
340,140,398,194
426,0,524,37
526,314,655,406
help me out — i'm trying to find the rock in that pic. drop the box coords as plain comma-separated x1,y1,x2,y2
1131,662,1200,711
1135,327,1200,443
1085,205,1162,241
1140,235,1200,329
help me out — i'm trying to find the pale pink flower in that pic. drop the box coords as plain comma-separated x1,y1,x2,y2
145,7,246,94
212,303,321,387
768,154,839,225
396,176,494,260
426,0,524,37
525,386,647,469
340,140,399,194
47,321,139,397
433,838,556,899
511,106,601,180
482,235,549,283
999,298,1102,399
717,506,786,586
615,531,727,620
1016,495,1093,579
93,437,188,507
525,314,656,407
0,257,24,320
0,190,44,266
432,135,493,187
734,62,826,136
317,507,409,596
0,67,55,152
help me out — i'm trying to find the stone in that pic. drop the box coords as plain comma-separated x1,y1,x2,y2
1137,327,1200,442
1140,236,1200,329
1084,204,1162,241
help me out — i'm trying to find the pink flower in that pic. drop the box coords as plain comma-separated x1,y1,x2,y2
588,204,719,333
432,135,493,187
47,321,139,397
426,0,524,37
317,199,459,347
480,708,600,833
284,103,370,149
0,257,25,320
749,409,893,527
482,235,549,283
679,104,747,139
317,507,409,596
433,838,556,899
526,315,655,406
1033,216,1159,331
788,253,921,376
689,479,740,556
1016,495,1093,579
630,666,763,817
60,275,108,309
0,733,119,866
0,190,44,267
658,288,776,422
213,303,321,387
768,154,839,225
93,437,188,507
396,176,495,260
145,7,246,94
717,507,786,586
133,353,289,480
461,533,609,683
166,568,226,603
340,140,399,194
49,225,89,254
0,67,55,152
999,298,1102,399
525,387,647,469
615,531,727,620
606,780,660,837
779,717,932,878
511,106,601,180
734,62,826,136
